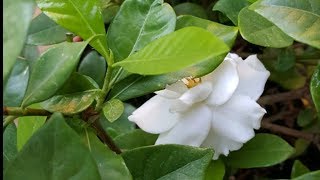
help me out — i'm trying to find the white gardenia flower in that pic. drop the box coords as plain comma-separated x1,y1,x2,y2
128,53,270,159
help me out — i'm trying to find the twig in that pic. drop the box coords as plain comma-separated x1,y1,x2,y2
261,121,320,149
258,87,308,105
263,111,297,123
3,116,18,129
3,107,51,116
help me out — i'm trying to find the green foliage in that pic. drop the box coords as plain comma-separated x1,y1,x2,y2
114,27,229,75
310,65,320,113
3,0,34,81
213,0,248,25
297,108,315,127
205,159,225,180
103,99,125,122
22,42,88,108
293,170,320,180
4,113,101,179
250,0,320,49
122,145,213,180
174,3,208,19
225,134,295,168
291,160,310,178
27,13,69,45
36,0,109,57
3,124,18,170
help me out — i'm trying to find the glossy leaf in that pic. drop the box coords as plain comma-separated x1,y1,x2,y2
3,0,34,80
122,145,213,180
22,42,87,108
3,59,29,107
107,0,176,61
275,48,296,72
225,133,295,168
41,90,99,115
176,15,238,47
293,170,320,180
67,121,132,180
20,44,40,67
103,99,124,122
310,65,320,113
36,0,109,57
114,129,158,151
3,124,18,170
56,72,99,95
17,115,46,151
297,108,315,127
27,13,69,45
4,113,101,179
102,3,120,24
109,55,226,101
205,159,225,180
114,27,229,75
78,51,107,88
212,0,248,25
291,160,310,178
250,0,320,49
174,2,208,19
100,103,136,138
238,7,293,48
292,138,310,157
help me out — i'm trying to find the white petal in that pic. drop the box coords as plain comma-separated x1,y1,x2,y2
179,82,212,105
156,104,212,146
201,129,243,160
204,59,239,106
233,55,270,100
226,53,241,60
210,95,266,143
155,81,188,99
128,95,180,134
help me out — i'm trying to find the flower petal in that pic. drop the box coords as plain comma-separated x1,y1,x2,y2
179,82,212,105
155,81,188,99
233,55,270,100
210,95,266,143
128,95,179,134
156,104,212,146
204,59,239,106
201,129,243,160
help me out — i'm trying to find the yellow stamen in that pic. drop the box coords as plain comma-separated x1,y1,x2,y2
182,77,201,88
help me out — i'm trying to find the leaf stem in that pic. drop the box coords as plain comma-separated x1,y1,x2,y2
3,116,17,129
95,52,115,111
3,107,51,116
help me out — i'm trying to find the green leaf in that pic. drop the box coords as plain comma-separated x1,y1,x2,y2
21,44,40,66
176,15,238,47
113,27,229,75
3,59,29,107
103,99,125,122
205,159,225,180
292,138,310,157
4,113,101,179
109,54,226,101
27,13,69,45
41,90,100,115
293,170,320,180
275,48,296,72
238,7,293,48
56,72,99,95
36,0,109,57
225,133,295,168
68,123,132,180
22,41,87,108
250,0,320,49
122,145,213,180
3,0,34,80
310,65,320,113
213,0,248,25
291,160,310,178
114,129,158,151
100,103,136,138
17,104,46,151
107,0,176,61
297,108,315,127
78,51,107,88
174,2,208,19
3,123,18,170
102,3,120,24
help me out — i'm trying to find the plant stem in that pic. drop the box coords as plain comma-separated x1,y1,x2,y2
95,65,113,111
258,87,308,105
3,107,51,116
3,116,17,128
